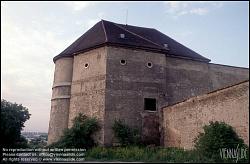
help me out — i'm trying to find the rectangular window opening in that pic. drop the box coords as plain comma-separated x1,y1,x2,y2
144,98,156,111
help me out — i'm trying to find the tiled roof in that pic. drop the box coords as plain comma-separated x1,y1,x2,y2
53,20,210,62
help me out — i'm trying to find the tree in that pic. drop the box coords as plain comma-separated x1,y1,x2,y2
1,99,31,148
29,136,47,148
49,113,100,149
194,121,248,162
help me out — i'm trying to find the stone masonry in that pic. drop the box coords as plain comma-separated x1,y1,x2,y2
48,46,249,146
48,20,249,146
161,81,249,149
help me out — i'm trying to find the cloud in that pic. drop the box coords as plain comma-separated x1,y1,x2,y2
87,18,99,28
1,2,104,132
1,2,107,133
165,1,188,10
190,8,208,15
86,13,105,28
179,31,193,38
1,13,69,132
76,12,105,29
212,2,223,8
64,1,94,11
163,1,223,17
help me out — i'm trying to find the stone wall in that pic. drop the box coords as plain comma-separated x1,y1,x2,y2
165,57,249,106
209,63,249,90
104,46,167,146
68,47,107,145
48,57,73,144
161,81,249,150
48,45,249,146
165,57,212,106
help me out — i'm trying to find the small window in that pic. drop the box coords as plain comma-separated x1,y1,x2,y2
147,62,153,68
144,98,156,111
163,43,168,48
120,33,125,38
84,63,89,68
120,59,126,65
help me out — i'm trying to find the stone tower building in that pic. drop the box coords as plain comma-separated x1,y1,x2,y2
48,20,249,146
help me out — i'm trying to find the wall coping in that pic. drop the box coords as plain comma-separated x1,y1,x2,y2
161,80,249,109
209,62,249,70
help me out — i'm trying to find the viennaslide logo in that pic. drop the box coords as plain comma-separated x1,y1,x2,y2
219,144,248,163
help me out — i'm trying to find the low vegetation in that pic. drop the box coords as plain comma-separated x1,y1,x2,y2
85,121,248,163
28,134,48,148
194,121,249,163
48,113,100,149
47,115,248,162
112,119,140,146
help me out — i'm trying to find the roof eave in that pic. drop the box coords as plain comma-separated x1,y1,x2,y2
53,43,210,63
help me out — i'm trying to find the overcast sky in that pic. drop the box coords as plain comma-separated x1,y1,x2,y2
1,1,249,132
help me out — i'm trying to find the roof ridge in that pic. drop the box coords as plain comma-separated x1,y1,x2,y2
71,34,87,55
70,27,95,55
101,20,108,42
117,22,155,30
72,21,106,55
113,22,166,50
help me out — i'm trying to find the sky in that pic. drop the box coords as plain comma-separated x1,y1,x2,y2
1,1,249,132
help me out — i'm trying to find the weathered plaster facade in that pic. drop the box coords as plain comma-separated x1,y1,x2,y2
48,58,73,144
68,47,107,145
48,45,249,146
161,81,249,149
104,47,167,146
164,57,249,106
48,20,249,146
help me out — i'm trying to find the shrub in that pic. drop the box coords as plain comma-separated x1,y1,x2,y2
112,119,140,146
49,114,100,149
194,121,248,162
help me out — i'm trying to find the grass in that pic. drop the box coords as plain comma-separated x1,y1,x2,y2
85,146,211,162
